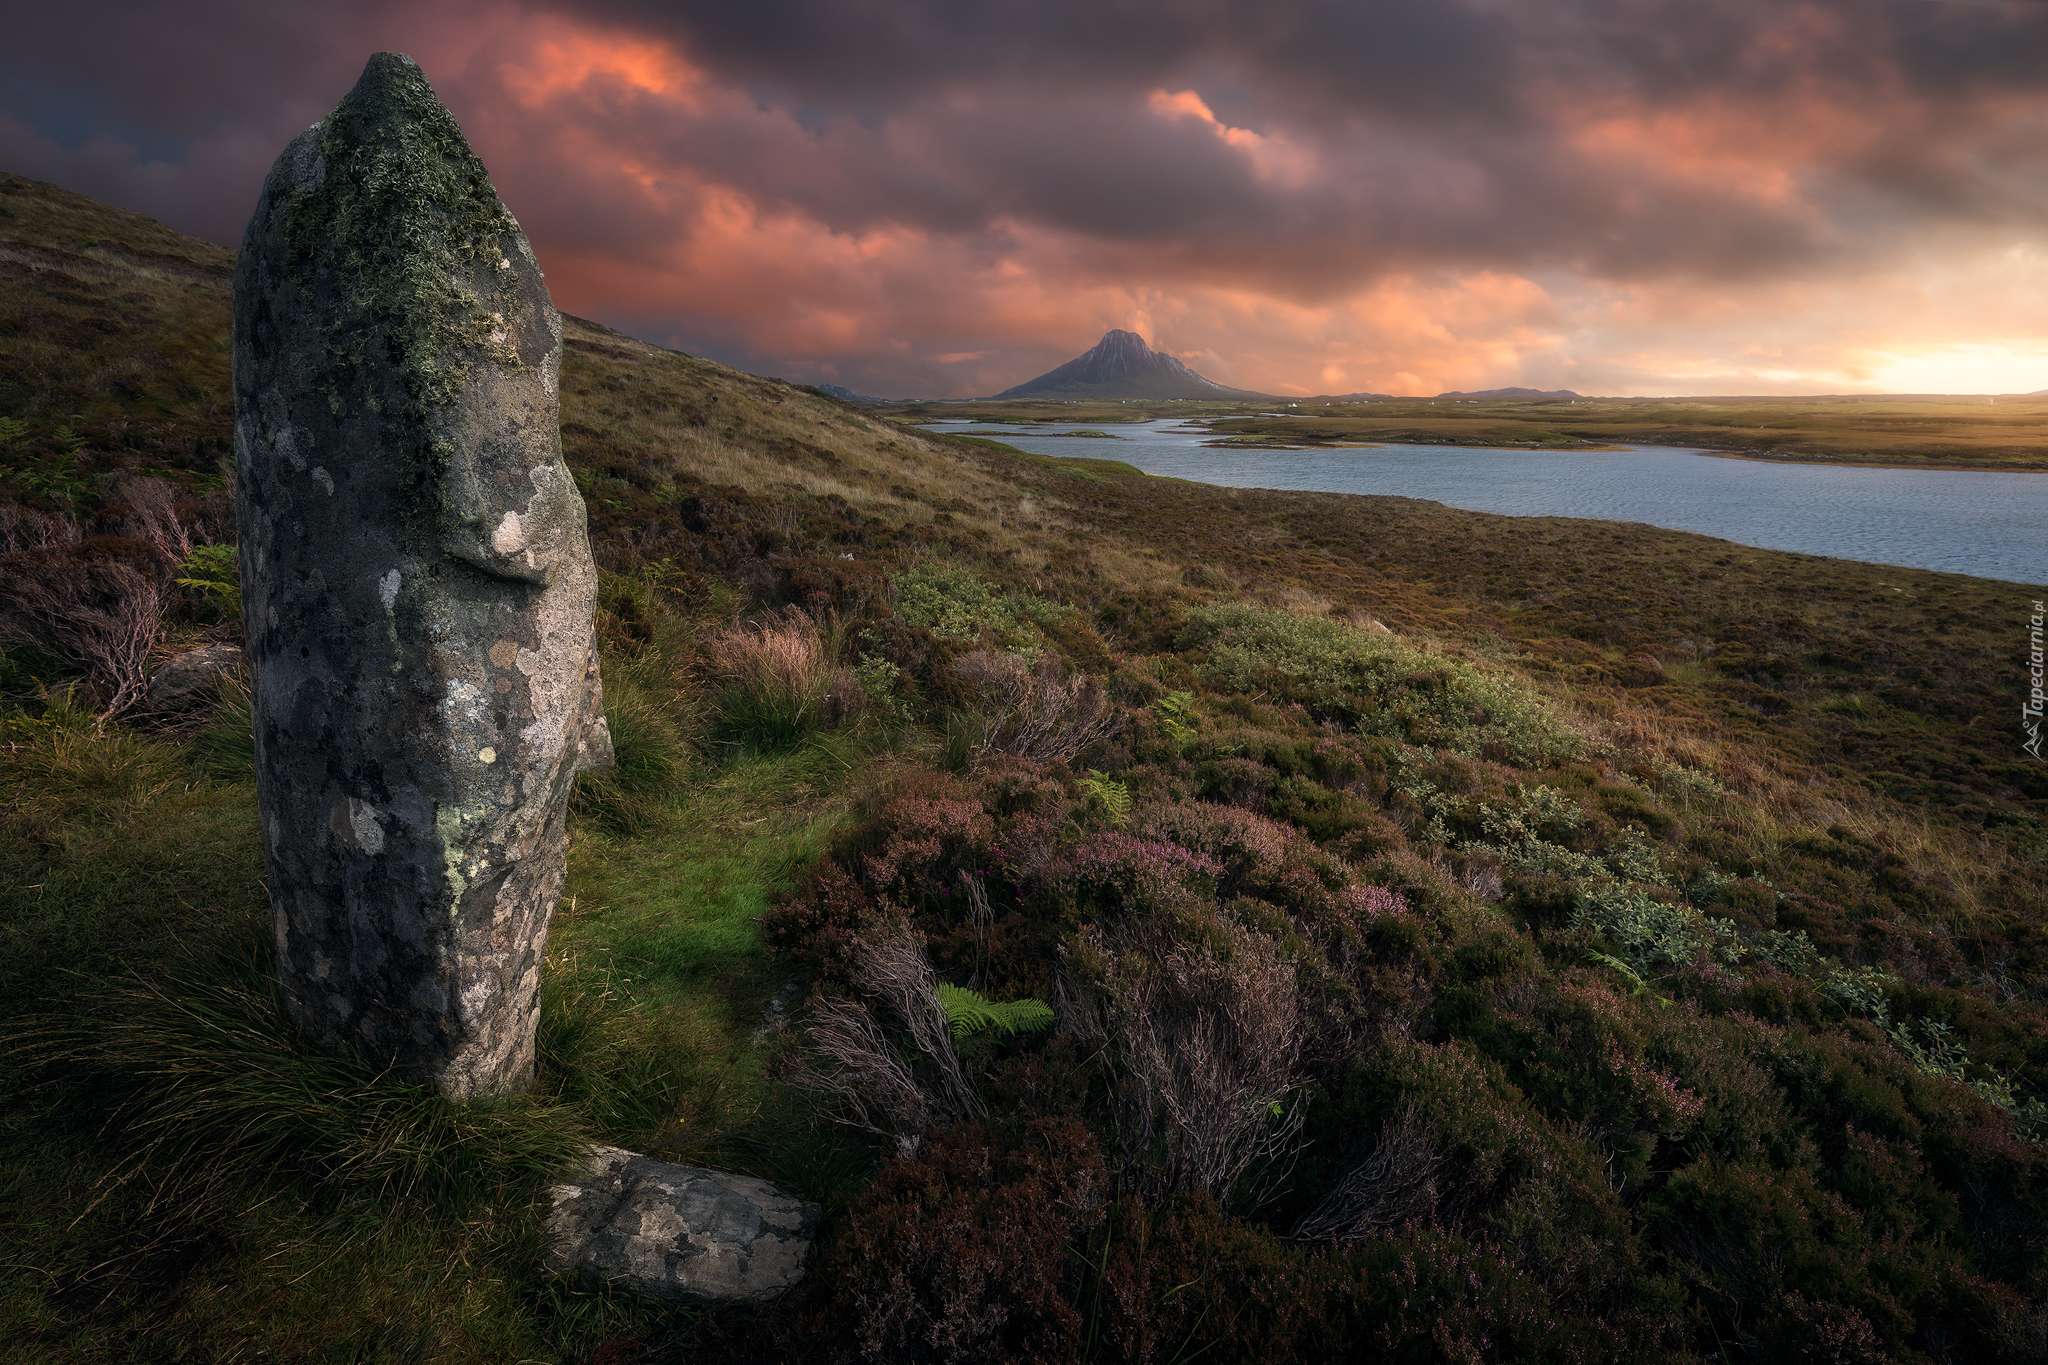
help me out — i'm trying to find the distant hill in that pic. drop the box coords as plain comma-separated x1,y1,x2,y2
1436,387,1582,399
991,329,1268,400
814,382,888,403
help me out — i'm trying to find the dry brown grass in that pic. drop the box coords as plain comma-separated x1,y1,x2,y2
0,173,235,427
1122,395,2048,470
556,315,1183,606
704,606,860,747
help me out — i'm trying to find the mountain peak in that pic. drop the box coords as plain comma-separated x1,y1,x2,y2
991,331,1267,400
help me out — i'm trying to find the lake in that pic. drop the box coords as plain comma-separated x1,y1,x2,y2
932,419,2047,587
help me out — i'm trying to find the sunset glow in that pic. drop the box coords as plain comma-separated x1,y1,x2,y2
9,0,2048,397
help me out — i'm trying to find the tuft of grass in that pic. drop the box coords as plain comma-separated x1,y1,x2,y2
570,673,688,836
25,937,590,1216
184,670,254,781
706,608,847,751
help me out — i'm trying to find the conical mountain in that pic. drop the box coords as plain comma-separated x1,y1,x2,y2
991,329,1268,400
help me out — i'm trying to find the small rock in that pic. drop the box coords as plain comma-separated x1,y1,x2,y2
546,1146,820,1303
145,644,245,712
750,979,801,1045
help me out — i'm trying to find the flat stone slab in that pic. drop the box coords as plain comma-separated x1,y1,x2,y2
545,1146,820,1303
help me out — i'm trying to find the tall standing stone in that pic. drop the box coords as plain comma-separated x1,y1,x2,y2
233,53,612,1098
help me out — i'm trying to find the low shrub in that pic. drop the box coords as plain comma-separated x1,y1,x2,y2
950,649,1119,768
1062,909,1306,1209
1178,603,1583,766
798,1117,1106,1365
0,544,161,717
1572,886,1708,977
892,563,1067,645
1080,1193,1619,1364
789,920,984,1156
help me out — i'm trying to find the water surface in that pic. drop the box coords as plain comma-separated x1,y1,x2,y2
934,420,2047,586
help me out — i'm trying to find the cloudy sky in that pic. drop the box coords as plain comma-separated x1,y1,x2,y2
9,0,2048,397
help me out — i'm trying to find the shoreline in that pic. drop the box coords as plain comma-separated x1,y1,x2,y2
931,417,2048,473
1683,444,2048,474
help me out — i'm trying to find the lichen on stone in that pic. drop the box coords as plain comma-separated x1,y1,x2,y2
282,53,524,432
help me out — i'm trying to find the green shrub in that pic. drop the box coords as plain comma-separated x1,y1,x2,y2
172,543,240,620
1818,962,1898,1025
1178,604,1582,765
892,564,1067,644
1150,689,1197,748
935,984,1054,1047
1077,769,1131,827
1887,1018,2047,1141
1573,887,1707,977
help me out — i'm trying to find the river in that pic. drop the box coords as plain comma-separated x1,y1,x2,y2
930,419,2047,586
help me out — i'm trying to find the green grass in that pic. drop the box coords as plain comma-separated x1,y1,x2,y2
563,744,852,1012
0,629,873,1359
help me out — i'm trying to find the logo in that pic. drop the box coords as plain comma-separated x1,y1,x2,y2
2026,599,2045,761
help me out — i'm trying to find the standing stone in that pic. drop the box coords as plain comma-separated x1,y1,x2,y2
233,53,612,1098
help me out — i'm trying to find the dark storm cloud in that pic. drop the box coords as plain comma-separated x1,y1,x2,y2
0,0,532,246
8,0,2048,394
517,0,2048,287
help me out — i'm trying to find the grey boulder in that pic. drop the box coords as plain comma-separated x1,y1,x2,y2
145,643,245,713
546,1147,820,1303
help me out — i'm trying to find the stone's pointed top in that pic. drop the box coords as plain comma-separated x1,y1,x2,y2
246,48,523,423
326,51,466,153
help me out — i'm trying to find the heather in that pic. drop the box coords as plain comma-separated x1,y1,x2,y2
1,172,2045,1362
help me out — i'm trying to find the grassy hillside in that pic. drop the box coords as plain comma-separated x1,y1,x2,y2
877,395,2048,470
2,172,2045,1363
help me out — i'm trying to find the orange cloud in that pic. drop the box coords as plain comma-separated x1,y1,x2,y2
495,21,705,109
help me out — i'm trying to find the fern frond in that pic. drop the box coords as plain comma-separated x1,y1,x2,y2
1079,769,1132,828
1152,690,1198,747
935,983,1054,1042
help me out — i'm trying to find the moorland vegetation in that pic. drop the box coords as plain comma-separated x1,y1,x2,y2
2,169,2046,1363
